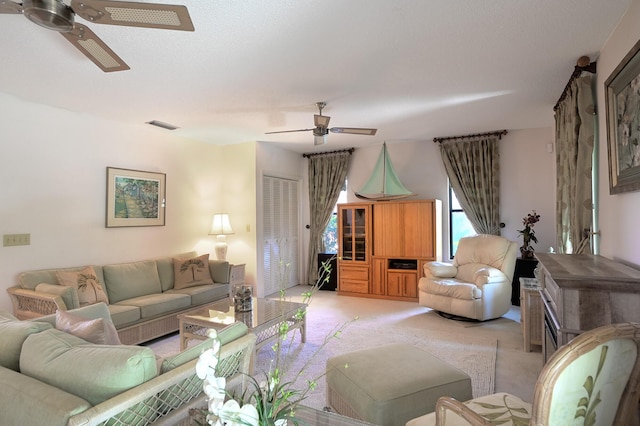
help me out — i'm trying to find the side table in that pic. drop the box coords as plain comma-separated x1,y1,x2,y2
520,277,542,352
511,257,538,305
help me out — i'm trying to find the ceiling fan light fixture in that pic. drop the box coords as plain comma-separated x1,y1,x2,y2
314,134,327,146
23,0,74,32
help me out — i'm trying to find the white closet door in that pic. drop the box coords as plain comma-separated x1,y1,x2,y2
263,175,299,296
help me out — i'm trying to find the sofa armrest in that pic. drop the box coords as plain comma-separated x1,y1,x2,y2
208,260,230,284
473,267,508,286
6,287,67,320
424,262,458,278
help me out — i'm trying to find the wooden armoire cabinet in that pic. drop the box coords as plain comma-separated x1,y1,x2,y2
338,199,442,301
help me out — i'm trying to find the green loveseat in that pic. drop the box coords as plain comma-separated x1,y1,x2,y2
7,251,230,344
0,305,256,426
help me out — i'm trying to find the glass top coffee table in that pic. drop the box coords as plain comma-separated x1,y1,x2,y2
178,297,307,353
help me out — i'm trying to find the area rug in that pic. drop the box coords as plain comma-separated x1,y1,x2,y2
148,317,497,412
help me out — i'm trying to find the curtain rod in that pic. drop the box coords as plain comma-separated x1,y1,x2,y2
553,56,597,112
433,129,508,143
302,148,355,158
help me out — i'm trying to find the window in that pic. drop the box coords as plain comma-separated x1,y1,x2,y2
321,185,348,254
449,184,476,258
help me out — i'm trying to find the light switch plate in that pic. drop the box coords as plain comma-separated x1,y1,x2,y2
3,233,30,247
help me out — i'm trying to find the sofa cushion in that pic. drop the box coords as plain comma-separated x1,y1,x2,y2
35,282,80,310
0,366,92,426
454,235,513,270
56,310,121,345
157,251,197,292
56,266,110,306
103,260,162,303
20,328,157,406
160,322,248,373
173,253,214,290
115,293,191,319
107,303,141,328
168,283,229,306
418,278,482,300
0,311,52,371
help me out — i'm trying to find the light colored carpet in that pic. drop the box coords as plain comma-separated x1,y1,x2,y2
147,290,498,411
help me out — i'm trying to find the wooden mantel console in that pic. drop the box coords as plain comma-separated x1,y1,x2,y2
535,253,640,362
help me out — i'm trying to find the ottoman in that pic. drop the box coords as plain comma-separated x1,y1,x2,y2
326,343,472,426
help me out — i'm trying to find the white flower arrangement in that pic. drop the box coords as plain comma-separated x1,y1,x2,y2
194,256,355,426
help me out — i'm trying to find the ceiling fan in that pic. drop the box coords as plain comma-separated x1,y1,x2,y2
265,102,378,146
0,0,194,72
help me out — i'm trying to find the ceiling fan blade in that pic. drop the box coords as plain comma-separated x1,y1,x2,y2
70,0,194,31
314,114,330,127
330,127,378,136
0,0,22,13
61,24,130,72
265,128,315,135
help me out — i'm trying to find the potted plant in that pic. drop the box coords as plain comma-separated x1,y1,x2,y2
518,210,540,259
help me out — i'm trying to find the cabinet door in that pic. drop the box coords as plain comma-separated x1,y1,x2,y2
338,204,370,264
371,258,386,295
387,271,418,298
373,203,403,257
387,272,403,297
403,201,435,258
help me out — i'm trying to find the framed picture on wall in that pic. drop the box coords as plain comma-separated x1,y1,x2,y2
106,167,166,227
605,37,640,194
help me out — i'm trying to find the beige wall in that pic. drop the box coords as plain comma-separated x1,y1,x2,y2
596,0,640,267
344,128,556,260
0,93,226,312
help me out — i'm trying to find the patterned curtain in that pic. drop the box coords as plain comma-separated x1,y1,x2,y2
440,137,501,235
306,151,352,284
555,75,594,254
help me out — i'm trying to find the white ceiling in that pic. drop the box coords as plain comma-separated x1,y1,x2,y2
1,0,632,153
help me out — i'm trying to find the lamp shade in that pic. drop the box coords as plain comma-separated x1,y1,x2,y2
210,213,234,235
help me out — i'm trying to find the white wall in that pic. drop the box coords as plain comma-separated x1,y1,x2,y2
345,130,556,260
0,93,224,312
500,128,556,254
216,142,258,285
596,0,640,267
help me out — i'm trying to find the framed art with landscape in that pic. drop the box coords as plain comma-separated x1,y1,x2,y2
106,167,166,227
605,37,640,194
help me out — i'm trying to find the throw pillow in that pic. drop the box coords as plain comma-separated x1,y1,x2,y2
55,310,121,345
173,253,214,290
56,266,109,306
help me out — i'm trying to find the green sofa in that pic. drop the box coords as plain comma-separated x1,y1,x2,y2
0,305,256,426
7,251,230,344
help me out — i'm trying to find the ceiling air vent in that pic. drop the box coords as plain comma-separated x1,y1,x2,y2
146,120,179,130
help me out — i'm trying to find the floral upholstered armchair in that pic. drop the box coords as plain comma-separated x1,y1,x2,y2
406,322,640,426
418,234,518,321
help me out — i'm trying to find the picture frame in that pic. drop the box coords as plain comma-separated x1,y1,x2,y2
605,37,640,194
106,167,166,227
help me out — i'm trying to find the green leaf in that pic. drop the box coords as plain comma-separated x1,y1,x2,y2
482,411,509,420
583,376,594,396
577,397,589,408
474,402,505,409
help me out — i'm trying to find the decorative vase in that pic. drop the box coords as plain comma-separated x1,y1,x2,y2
233,285,253,312
520,246,535,259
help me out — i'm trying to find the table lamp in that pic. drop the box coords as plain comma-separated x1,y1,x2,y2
209,213,234,260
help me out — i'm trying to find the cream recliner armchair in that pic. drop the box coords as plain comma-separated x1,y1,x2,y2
418,234,517,321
